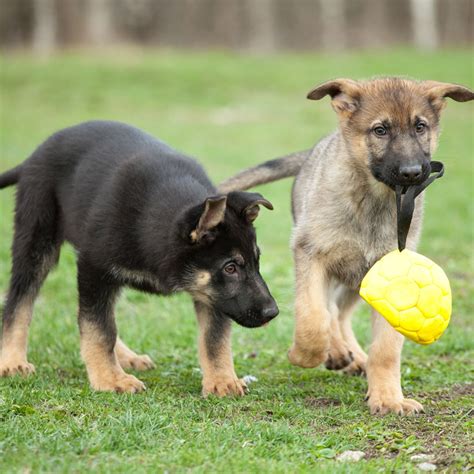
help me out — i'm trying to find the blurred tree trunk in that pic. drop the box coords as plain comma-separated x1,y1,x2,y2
244,0,277,51
410,0,438,50
441,0,473,46
32,0,57,54
3,0,473,52
319,0,345,50
86,0,114,46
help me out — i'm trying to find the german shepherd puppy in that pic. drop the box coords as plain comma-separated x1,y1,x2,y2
0,121,278,395
219,78,473,414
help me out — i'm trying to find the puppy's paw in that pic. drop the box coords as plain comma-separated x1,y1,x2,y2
91,373,146,394
325,347,353,371
288,343,327,368
0,358,35,377
202,376,248,397
342,352,368,376
366,390,423,416
118,353,155,372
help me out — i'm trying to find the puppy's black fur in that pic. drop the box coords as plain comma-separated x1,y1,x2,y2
0,120,278,394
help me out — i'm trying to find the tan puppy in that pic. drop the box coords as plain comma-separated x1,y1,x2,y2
219,78,473,415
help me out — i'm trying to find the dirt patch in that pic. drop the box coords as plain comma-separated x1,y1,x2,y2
383,404,473,467
418,383,474,402
450,383,474,397
414,416,472,468
304,397,341,408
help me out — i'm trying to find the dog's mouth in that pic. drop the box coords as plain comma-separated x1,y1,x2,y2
222,310,274,328
371,165,430,190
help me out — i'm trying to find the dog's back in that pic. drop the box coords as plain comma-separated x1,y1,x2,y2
12,121,214,250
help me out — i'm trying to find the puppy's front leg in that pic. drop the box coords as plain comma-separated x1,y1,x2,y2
78,263,145,393
366,310,423,415
194,301,247,397
288,249,331,368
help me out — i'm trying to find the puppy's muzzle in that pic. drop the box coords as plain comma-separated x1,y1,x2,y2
399,164,422,182
260,300,279,323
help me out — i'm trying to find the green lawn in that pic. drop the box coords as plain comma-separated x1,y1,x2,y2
0,49,472,473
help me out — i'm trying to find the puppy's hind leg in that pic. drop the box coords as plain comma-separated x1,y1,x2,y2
115,336,155,371
0,296,36,377
195,301,247,397
325,303,354,371
78,260,145,393
1,187,61,377
337,289,368,376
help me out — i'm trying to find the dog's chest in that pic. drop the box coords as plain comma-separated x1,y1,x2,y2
109,265,165,294
311,194,401,289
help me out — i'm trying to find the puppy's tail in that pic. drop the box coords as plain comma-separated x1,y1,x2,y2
218,149,311,193
0,165,22,189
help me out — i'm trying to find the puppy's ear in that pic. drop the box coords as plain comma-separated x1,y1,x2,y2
421,81,474,112
190,196,227,243
307,78,361,116
227,191,273,223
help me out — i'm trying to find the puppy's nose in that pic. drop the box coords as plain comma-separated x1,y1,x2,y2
261,301,279,320
399,164,422,182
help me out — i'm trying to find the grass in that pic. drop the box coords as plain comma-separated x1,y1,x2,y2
0,49,473,473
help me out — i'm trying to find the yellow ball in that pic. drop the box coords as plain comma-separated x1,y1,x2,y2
360,249,451,344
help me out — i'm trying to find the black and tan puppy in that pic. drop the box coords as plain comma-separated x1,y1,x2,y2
220,78,473,414
0,120,278,395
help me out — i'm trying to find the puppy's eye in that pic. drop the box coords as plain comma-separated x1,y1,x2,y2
373,126,387,137
415,122,426,134
224,263,237,275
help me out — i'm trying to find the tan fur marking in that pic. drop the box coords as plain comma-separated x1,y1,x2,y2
115,337,155,371
189,271,214,306
0,299,35,376
80,320,145,393
287,249,331,368
195,271,211,287
366,310,423,415
195,303,246,397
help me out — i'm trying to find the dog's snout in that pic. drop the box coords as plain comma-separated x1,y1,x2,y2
399,164,422,183
261,301,279,320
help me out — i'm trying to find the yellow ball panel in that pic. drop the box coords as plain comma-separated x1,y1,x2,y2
439,319,449,334
439,294,452,321
360,273,388,301
397,327,420,342
378,251,412,280
431,265,451,295
385,277,419,311
370,299,400,327
418,315,445,341
399,307,424,331
408,264,432,287
404,250,434,268
418,336,435,345
417,285,443,318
